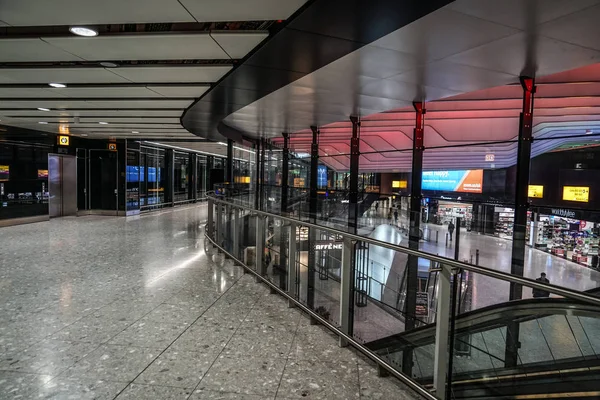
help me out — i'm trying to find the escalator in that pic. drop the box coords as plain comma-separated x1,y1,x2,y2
365,298,600,399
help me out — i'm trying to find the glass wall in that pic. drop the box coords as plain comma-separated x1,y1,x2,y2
0,140,50,221
197,155,208,200
126,148,140,212
140,146,166,209
173,151,191,203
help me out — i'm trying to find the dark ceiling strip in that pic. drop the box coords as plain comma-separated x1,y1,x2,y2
181,0,454,141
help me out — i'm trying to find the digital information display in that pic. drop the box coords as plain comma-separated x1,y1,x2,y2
528,185,544,198
392,180,408,189
0,165,8,182
563,186,589,203
317,165,328,188
422,170,483,193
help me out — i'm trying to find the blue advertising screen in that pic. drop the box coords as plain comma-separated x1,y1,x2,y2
317,165,328,188
422,170,483,193
126,166,139,183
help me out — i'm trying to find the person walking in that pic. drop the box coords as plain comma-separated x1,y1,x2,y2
387,209,393,225
394,209,399,225
375,202,379,215
533,272,551,298
448,220,455,241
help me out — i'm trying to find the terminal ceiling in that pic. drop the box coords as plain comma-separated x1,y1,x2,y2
0,0,308,157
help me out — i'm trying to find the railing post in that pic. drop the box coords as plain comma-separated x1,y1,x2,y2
207,197,214,239
288,222,297,308
216,201,222,250
255,214,265,282
339,236,354,347
433,264,451,400
232,206,239,258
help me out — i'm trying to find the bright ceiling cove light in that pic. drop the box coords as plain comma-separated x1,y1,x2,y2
586,130,593,134
98,121,108,125
100,61,119,68
38,121,48,124
132,131,139,134
49,83,66,88
37,107,50,112
69,26,98,37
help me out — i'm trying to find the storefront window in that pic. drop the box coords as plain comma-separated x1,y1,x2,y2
140,147,166,208
126,149,140,212
173,152,191,203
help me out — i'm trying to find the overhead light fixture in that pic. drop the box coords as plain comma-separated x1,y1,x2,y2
100,61,119,68
49,83,66,88
69,26,98,37
586,130,593,134
37,107,51,112
98,121,108,125
132,131,139,134
80,134,88,137
38,121,48,124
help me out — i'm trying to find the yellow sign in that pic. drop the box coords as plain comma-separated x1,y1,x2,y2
392,180,408,189
293,178,305,187
57,135,70,146
528,185,544,198
107,143,117,151
563,186,590,203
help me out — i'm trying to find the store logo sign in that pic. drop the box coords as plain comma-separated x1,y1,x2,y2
57,135,70,146
314,241,343,251
551,208,576,218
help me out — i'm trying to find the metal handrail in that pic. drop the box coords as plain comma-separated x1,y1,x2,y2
208,192,600,307
203,228,438,400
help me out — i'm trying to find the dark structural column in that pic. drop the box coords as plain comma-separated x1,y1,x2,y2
505,76,536,368
307,126,319,311
279,132,290,290
348,116,361,234
254,140,261,210
403,101,426,376
226,139,233,184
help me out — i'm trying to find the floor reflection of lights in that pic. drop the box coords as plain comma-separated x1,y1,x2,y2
145,251,205,287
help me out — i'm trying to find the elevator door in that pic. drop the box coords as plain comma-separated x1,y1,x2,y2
48,154,77,217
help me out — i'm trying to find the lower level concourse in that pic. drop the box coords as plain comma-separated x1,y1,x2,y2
0,204,417,400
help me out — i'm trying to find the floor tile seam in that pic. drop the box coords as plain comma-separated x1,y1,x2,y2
109,270,246,400
32,341,106,385
273,310,304,400
185,287,267,400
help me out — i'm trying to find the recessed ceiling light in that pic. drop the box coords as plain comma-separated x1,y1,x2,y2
38,121,48,124
49,83,67,88
586,130,593,134
132,131,139,134
100,61,119,68
69,26,98,37
37,107,50,112
98,121,108,125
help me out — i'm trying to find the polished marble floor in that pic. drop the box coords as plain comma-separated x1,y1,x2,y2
0,205,420,400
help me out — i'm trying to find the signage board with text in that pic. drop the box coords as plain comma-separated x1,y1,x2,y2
563,186,590,203
422,170,483,193
528,185,544,198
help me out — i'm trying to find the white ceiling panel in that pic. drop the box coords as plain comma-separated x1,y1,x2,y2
0,38,83,62
0,0,194,26
539,4,600,52
79,117,181,124
86,100,193,108
45,87,164,98
0,68,130,84
0,99,191,109
0,88,68,98
0,109,183,117
109,66,232,83
147,85,209,98
211,32,269,59
180,0,308,22
448,0,600,30
44,34,228,62
446,33,600,77
372,8,518,62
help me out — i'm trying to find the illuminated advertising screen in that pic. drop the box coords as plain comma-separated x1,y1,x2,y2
422,170,483,193
0,165,9,182
528,185,544,198
392,180,408,189
563,186,589,203
317,165,328,188
37,169,49,179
